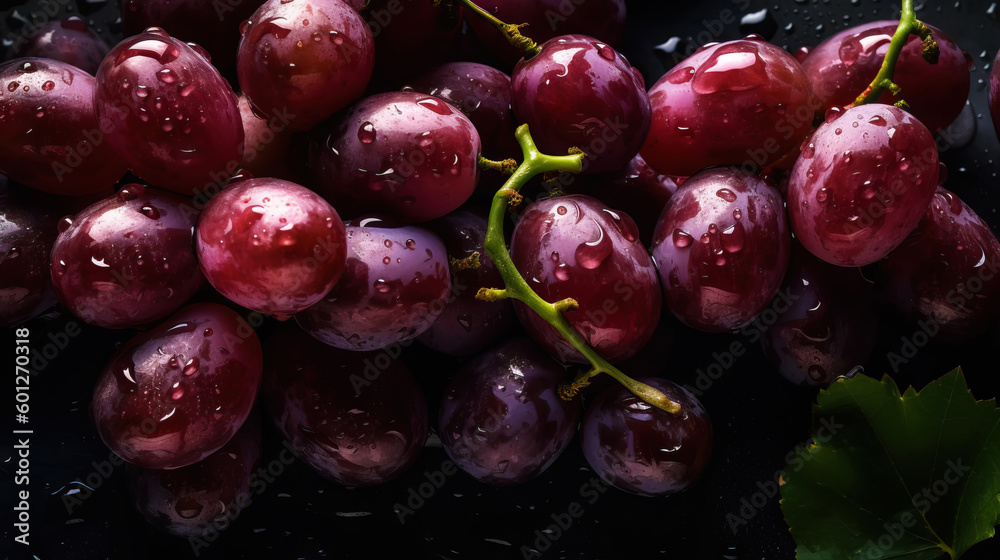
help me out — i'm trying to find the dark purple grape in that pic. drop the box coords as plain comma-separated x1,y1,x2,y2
761,243,877,387
641,38,815,178
787,104,938,266
580,377,712,497
127,413,261,538
91,303,263,469
878,187,1000,341
0,58,126,196
237,93,306,184
510,194,661,363
803,21,970,134
94,28,244,195
439,338,579,486
417,209,514,356
123,0,265,80
991,49,1000,142
195,178,347,316
311,91,481,223
512,35,650,174
363,0,463,87
406,62,518,160
237,0,374,131
465,0,626,67
50,184,204,329
262,323,428,486
649,166,790,333
1,190,60,326
9,16,110,75
295,216,451,351
571,152,679,247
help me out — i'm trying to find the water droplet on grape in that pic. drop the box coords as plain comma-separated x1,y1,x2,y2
405,239,416,250
157,68,176,84
171,387,184,400
721,222,745,252
374,279,390,293
868,115,887,126
807,365,826,382
41,80,54,91
554,266,570,281
672,228,693,248
417,97,451,115
358,122,376,143
801,143,815,158
716,188,737,202
175,498,203,519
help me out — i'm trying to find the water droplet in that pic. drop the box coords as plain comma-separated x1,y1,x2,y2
203,328,213,337
17,61,37,74
716,188,737,202
801,143,815,159
417,97,451,115
596,43,616,61
183,357,199,376
175,498,203,519
171,387,184,400
457,315,472,332
41,80,54,91
405,239,416,250
575,219,612,269
139,205,160,219
672,229,693,248
807,365,826,382
868,115,887,126
157,68,177,84
816,188,828,202
720,222,745,252
554,267,570,281
375,279,390,293
135,86,149,98
7,81,18,92
556,205,568,215
358,122,376,143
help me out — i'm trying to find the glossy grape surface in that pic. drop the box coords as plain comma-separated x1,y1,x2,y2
512,35,650,174
91,303,263,469
991,49,1000,143
465,0,626,66
581,377,712,497
196,178,347,316
237,0,374,131
0,58,126,195
311,91,481,223
761,243,877,387
406,62,518,160
802,21,970,134
263,323,428,486
879,187,1000,341
438,338,579,486
237,93,304,183
416,209,514,356
510,194,661,363
94,29,244,195
295,216,451,351
641,38,815,178
10,16,109,75
51,184,204,329
786,104,938,266
650,167,790,332
1,190,60,326
128,414,261,537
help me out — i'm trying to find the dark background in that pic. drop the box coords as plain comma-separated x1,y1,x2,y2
3,0,1000,559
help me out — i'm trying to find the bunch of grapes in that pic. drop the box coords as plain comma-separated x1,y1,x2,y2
1,0,997,551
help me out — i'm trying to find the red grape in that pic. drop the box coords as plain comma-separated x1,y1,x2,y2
641,38,815,178
439,338,579,486
512,34,650,174
91,303,263,469
649,167,790,332
580,377,712,497
990,49,1000,142
196,178,347,316
311,91,481,223
510,194,661,363
94,28,244,195
51,184,204,329
1,189,60,326
0,58,126,196
786,104,938,266
237,93,306,183
295,216,452,351
263,323,428,486
10,16,109,75
237,0,374,131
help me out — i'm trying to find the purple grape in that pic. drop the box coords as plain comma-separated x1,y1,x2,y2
761,243,877,387
641,38,815,178
91,303,263,470
405,62,518,160
439,338,579,486
237,0,374,131
510,194,662,363
262,323,428,486
311,91,481,223
295,216,452,351
127,413,261,537
237,93,306,184
417,209,515,356
803,21,970,134
649,166,790,333
991,49,1000,142
50,184,204,329
0,58,127,196
878,187,1000,341
195,178,347,316
9,16,110,76
512,35,650,174
465,0,626,66
1,190,60,326
581,377,712,497
94,28,244,195
786,104,939,266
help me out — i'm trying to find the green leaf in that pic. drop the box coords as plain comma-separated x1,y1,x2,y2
779,368,1000,560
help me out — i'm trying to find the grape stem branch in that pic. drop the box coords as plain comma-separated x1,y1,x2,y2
853,0,938,108
460,0,541,58
476,124,682,415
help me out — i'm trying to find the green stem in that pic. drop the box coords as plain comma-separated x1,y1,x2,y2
478,124,682,415
478,155,519,176
460,0,541,58
853,0,938,107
